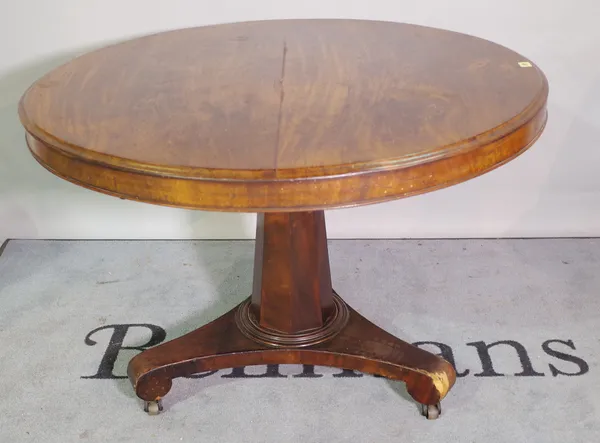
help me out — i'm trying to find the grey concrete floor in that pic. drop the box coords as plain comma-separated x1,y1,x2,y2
0,239,598,442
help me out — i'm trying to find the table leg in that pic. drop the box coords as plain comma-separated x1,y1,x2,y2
127,211,456,419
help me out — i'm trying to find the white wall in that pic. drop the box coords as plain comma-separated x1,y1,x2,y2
1,0,599,241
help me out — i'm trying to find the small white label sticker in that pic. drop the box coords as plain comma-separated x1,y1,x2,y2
518,61,533,68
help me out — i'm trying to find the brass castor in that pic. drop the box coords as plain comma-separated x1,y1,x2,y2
144,399,163,416
421,403,441,420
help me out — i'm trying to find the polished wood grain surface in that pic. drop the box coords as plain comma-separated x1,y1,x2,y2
250,211,335,335
129,293,455,407
19,19,548,211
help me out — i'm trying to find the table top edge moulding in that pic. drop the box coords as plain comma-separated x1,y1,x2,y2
18,19,548,212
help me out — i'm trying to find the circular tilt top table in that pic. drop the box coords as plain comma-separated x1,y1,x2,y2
19,19,548,420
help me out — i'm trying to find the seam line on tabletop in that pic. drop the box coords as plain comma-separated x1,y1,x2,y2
274,40,288,175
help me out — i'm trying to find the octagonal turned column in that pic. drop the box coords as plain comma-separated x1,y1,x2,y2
250,211,336,334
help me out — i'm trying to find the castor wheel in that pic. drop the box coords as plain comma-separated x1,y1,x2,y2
421,403,441,420
144,399,163,416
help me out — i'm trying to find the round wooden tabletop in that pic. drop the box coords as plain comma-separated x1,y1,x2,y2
19,19,548,212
